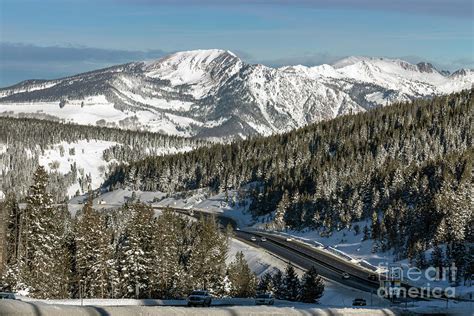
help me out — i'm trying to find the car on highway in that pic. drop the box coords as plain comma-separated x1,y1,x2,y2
285,237,293,241
255,293,274,305
342,272,350,279
260,237,267,242
187,290,212,307
250,236,257,242
352,298,367,306
0,292,16,300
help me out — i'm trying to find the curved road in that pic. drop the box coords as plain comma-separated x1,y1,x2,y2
153,206,380,293
235,230,379,293
153,205,455,303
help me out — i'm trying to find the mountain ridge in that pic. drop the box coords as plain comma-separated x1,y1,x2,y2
0,49,472,139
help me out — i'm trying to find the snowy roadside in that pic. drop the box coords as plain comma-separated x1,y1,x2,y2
0,300,403,316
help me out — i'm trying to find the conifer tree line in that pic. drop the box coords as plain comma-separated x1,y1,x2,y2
107,90,473,270
0,117,207,200
0,166,237,299
0,166,327,301
257,264,325,303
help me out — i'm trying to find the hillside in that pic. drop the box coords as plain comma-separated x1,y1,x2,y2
0,118,206,200
1,49,472,139
106,89,474,262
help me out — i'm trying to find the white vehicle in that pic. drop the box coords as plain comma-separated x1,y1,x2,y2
250,236,257,242
260,237,267,242
255,293,274,305
342,272,350,279
187,290,212,307
285,237,293,242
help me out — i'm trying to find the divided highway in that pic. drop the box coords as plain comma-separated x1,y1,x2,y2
234,230,379,293
154,205,445,302
153,206,380,293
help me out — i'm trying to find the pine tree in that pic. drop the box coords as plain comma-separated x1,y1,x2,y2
273,191,289,230
414,250,428,269
371,210,380,240
16,166,68,298
116,203,155,298
227,251,257,298
257,272,274,294
299,266,324,303
431,245,444,271
187,215,228,295
153,209,189,298
362,225,370,241
283,264,300,301
271,269,284,299
0,193,20,282
5,193,20,262
75,195,114,298
449,242,468,283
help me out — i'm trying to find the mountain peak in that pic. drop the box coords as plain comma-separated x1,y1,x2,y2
331,56,372,69
142,49,242,98
145,49,237,67
416,62,438,74
450,68,474,78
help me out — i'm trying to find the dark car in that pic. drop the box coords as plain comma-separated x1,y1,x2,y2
187,290,212,307
0,292,16,300
352,298,367,306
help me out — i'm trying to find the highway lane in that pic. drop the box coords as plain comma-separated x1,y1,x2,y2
234,230,378,293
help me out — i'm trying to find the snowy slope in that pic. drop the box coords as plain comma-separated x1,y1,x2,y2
34,140,193,199
0,50,472,139
39,140,119,197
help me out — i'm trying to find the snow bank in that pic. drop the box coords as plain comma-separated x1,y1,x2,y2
0,300,402,316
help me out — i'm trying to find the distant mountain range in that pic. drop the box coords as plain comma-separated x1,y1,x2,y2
0,49,472,139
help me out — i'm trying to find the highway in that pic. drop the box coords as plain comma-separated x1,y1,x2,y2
234,230,379,293
153,206,380,293
68,201,438,300
152,205,447,302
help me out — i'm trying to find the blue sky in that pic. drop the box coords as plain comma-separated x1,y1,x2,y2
0,0,473,87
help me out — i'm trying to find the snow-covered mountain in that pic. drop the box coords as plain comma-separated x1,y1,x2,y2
0,49,472,139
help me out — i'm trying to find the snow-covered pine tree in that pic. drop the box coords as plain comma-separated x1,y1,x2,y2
299,266,324,303
273,191,289,230
153,209,188,298
227,251,257,298
75,195,114,298
0,193,21,283
187,215,228,295
115,203,155,298
17,166,68,298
